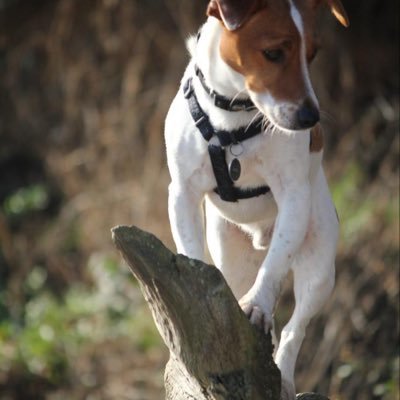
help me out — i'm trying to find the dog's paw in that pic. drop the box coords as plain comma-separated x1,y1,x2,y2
281,377,296,400
239,291,272,333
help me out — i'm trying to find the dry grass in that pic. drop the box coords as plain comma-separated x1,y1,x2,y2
0,1,398,399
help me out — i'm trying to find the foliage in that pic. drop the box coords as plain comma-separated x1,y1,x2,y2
0,0,398,399
3,184,50,218
0,256,162,393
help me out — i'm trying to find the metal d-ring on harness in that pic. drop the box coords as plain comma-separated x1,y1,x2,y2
183,70,271,203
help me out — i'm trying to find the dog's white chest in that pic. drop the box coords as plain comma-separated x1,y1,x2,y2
206,134,279,225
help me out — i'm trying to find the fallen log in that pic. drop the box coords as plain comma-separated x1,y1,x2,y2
112,225,329,400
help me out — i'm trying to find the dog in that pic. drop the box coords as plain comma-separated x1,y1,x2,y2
165,0,349,398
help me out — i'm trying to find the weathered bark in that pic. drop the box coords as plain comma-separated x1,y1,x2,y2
111,225,329,400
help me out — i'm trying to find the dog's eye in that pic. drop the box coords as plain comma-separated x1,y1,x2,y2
263,48,284,63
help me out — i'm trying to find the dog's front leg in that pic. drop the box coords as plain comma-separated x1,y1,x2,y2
168,182,205,261
239,182,311,331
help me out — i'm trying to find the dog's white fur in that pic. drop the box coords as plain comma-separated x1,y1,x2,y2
165,8,339,399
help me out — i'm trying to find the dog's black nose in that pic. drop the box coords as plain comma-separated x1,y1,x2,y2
296,100,320,129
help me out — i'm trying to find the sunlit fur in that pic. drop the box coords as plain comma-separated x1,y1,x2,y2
166,2,341,398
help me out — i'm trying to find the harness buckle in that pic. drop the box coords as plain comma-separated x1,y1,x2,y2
183,79,193,99
231,103,247,112
195,115,207,127
229,131,239,145
214,96,226,109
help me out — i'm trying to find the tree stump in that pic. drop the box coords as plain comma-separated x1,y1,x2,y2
112,225,329,400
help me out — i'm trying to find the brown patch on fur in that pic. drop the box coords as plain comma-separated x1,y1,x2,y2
310,0,350,27
327,0,349,27
207,0,266,31
207,1,220,20
310,122,324,152
218,0,318,103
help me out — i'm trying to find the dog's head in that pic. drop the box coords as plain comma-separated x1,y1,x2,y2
207,0,349,132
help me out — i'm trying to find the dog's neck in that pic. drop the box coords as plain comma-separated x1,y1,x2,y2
193,18,249,102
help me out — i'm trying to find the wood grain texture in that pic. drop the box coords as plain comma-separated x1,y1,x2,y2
112,225,329,400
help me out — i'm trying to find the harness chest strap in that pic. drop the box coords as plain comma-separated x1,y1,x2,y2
183,76,323,203
184,77,271,202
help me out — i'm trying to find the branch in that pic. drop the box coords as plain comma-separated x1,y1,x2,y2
111,225,329,400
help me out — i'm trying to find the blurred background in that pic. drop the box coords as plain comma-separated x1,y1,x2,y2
0,0,398,399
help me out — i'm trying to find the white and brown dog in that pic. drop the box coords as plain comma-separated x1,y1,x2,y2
165,0,349,398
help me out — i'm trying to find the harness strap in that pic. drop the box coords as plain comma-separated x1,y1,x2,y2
208,145,238,202
194,66,256,112
184,78,264,146
214,185,271,200
184,77,271,203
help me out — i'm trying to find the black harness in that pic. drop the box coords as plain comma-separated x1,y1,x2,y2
183,68,271,203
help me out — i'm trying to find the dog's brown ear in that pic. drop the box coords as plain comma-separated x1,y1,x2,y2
207,0,263,31
313,0,350,27
327,0,350,27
